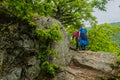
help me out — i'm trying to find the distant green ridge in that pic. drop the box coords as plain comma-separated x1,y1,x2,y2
110,22,120,26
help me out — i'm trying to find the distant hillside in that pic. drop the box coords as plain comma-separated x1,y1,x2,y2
110,22,120,26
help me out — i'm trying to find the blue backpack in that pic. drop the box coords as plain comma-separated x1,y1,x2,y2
80,28,87,40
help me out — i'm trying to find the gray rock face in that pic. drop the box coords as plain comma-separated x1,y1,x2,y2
34,17,71,66
0,16,71,80
53,51,118,80
0,50,4,75
73,51,117,73
0,20,40,80
1,68,22,80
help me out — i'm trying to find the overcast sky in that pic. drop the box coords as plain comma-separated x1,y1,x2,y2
93,0,120,24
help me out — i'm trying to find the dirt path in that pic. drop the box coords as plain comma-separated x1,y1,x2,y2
68,61,104,80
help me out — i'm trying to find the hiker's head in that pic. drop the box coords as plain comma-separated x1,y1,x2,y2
82,25,85,29
75,29,78,31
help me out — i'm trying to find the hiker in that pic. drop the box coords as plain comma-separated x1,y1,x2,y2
79,25,88,50
72,29,79,50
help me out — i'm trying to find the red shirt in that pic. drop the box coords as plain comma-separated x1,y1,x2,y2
73,31,79,38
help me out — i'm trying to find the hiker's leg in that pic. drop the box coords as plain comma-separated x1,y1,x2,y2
75,38,78,50
76,38,79,50
83,45,86,50
75,38,79,50
81,44,84,50
81,44,86,50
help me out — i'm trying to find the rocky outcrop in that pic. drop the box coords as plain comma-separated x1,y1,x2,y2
0,14,119,80
53,51,119,80
73,51,116,73
33,16,71,66
0,15,71,80
0,20,40,80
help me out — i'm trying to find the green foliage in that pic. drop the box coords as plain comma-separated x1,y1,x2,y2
110,22,120,26
38,45,58,77
36,24,62,42
41,61,58,77
91,0,109,11
50,0,110,27
88,23,120,54
1,0,110,28
66,25,78,47
1,0,53,23
111,26,120,51
70,39,76,48
38,45,56,62
66,25,76,36
51,0,96,27
36,24,62,77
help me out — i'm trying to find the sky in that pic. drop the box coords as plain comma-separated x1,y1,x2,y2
93,0,120,24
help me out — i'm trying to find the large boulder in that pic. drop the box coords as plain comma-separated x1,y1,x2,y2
0,15,71,80
53,51,118,80
73,51,117,73
0,20,40,80
34,16,71,66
